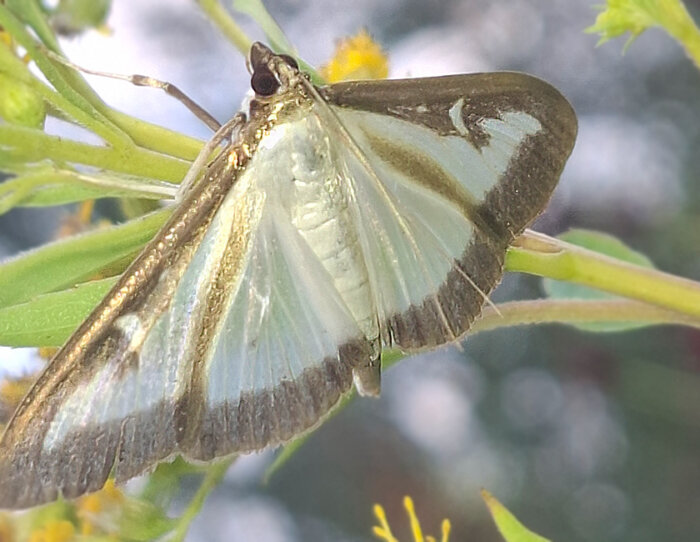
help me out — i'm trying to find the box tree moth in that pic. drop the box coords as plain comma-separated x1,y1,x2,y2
0,42,577,508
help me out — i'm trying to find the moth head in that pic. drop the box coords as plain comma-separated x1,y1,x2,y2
248,42,302,98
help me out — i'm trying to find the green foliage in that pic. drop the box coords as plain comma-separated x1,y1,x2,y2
0,276,116,346
482,490,551,542
116,498,176,541
588,0,669,45
0,168,177,214
587,0,700,67
47,0,112,36
0,73,46,128
542,229,656,332
0,209,167,307
0,209,169,346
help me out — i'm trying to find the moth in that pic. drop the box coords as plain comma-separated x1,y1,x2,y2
0,43,577,508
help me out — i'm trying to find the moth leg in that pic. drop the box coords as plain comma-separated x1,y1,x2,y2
176,112,247,200
351,336,382,397
42,47,221,131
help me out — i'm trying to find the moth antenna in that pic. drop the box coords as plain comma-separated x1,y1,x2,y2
42,48,222,132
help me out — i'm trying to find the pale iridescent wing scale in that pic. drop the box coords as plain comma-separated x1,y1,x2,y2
320,73,577,348
0,99,378,508
0,147,243,507
182,177,372,460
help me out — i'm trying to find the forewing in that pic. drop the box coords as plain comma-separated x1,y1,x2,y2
169,168,373,461
0,122,373,508
322,72,577,349
0,148,241,509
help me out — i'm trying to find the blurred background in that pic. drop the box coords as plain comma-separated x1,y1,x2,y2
1,0,699,540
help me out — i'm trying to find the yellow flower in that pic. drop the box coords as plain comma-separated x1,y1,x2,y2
0,378,33,429
0,513,15,542
373,496,451,542
0,31,12,48
76,479,124,535
28,520,75,542
37,347,58,360
320,30,389,82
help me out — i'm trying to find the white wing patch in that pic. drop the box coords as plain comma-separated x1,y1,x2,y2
448,98,470,136
42,101,543,454
338,106,541,203
325,105,542,345
43,108,377,460
478,111,542,180
204,207,364,404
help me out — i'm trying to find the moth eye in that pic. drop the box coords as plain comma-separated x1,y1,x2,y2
279,54,299,70
251,69,280,96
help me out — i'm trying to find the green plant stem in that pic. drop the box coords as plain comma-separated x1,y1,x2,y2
168,458,236,542
0,169,177,214
106,110,206,161
0,208,170,308
658,0,700,69
0,5,133,147
472,299,700,333
507,230,700,320
196,0,253,55
0,125,190,182
6,0,60,51
2,3,206,160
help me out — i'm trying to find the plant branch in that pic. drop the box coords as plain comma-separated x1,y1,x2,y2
196,0,253,55
167,457,236,542
507,230,700,321
471,298,700,334
0,125,190,183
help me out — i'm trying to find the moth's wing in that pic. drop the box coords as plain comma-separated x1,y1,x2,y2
171,173,374,462
321,72,577,349
0,142,372,508
0,146,239,509
0,149,239,508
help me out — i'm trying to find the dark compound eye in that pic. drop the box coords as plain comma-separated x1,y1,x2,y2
278,54,299,70
251,68,279,96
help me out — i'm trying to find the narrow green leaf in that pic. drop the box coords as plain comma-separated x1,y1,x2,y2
0,169,177,215
231,0,323,83
507,230,700,320
168,458,234,542
0,208,169,309
0,124,191,183
195,0,252,55
139,457,206,507
233,0,294,54
0,3,133,148
482,490,551,542
118,497,176,541
556,229,654,267
5,0,61,51
264,435,308,484
0,277,117,346
542,229,656,332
